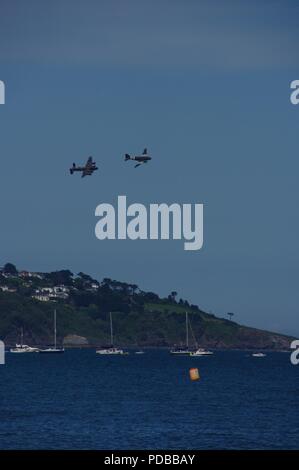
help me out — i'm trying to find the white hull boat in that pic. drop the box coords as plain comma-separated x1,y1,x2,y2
96,347,125,355
10,344,39,353
39,348,65,354
252,352,266,357
10,328,39,353
96,313,128,355
170,312,192,355
39,310,64,354
190,348,213,356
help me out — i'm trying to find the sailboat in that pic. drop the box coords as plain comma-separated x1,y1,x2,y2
96,312,126,355
10,327,39,353
170,312,213,356
39,309,64,354
170,312,192,355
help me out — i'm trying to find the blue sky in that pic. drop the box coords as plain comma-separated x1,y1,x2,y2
0,0,298,336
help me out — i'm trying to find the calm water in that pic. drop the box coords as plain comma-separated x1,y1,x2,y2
0,350,298,449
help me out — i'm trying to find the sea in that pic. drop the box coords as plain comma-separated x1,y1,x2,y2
0,349,298,450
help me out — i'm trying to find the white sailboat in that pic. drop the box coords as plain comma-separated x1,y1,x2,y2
170,312,214,356
96,312,126,355
10,328,39,353
39,309,64,354
170,312,192,355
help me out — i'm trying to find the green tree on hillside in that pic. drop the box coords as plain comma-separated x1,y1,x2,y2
3,263,18,275
45,270,73,286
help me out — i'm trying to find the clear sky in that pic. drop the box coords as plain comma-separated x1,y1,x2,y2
0,0,298,336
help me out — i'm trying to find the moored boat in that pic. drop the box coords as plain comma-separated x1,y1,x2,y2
170,312,193,355
10,328,39,353
252,352,266,357
96,313,128,355
39,310,64,354
190,348,213,356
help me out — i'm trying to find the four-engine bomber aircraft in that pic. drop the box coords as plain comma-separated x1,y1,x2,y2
69,156,98,177
124,148,151,168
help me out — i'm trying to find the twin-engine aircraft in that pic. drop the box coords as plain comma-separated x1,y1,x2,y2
69,156,98,177
124,148,152,168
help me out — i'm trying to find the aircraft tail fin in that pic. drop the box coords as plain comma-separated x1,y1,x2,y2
125,154,131,161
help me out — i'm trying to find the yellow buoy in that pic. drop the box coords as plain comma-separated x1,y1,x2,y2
189,367,200,381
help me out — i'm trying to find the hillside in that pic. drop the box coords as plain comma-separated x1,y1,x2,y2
0,263,294,350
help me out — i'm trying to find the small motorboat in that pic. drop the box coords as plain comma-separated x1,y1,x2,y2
190,348,214,356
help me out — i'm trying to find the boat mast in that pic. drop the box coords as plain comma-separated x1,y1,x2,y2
21,327,24,347
110,312,113,346
186,312,189,349
54,309,57,349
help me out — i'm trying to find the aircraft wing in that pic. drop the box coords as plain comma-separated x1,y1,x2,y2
82,169,93,177
85,156,93,168
82,164,96,176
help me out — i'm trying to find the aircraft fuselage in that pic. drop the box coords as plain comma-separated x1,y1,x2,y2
69,159,98,176
132,155,151,162
72,166,98,172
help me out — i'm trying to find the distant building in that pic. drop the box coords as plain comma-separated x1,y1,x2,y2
19,271,44,280
1,272,16,278
32,294,51,302
0,286,17,293
90,283,99,291
33,285,69,301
